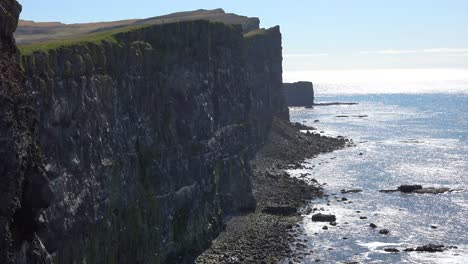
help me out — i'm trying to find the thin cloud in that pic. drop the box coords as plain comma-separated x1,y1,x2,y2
284,53,329,58
360,48,468,55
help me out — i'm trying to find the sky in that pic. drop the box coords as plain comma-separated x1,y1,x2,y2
18,0,468,72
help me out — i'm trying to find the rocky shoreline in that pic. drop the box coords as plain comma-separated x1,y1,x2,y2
195,118,349,263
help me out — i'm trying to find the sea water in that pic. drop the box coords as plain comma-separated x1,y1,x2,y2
285,72,468,263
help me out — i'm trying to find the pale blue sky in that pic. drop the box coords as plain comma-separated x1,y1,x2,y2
19,0,468,71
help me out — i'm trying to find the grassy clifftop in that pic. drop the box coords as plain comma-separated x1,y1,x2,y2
16,8,260,45
18,24,146,55
18,14,253,56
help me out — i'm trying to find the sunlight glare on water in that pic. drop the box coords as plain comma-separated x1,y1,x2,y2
286,92,468,263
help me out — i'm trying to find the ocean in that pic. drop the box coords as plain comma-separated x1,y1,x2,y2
285,69,468,263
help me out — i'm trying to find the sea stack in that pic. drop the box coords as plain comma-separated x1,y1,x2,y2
282,81,314,107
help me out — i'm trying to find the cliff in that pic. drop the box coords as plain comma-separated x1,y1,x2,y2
245,27,290,136
282,81,314,106
20,19,287,263
0,0,52,263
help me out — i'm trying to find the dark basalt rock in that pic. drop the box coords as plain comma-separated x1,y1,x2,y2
414,187,451,194
379,189,400,193
341,189,362,194
384,248,399,253
415,244,445,252
380,185,458,194
405,244,456,253
398,185,423,193
312,213,336,222
0,1,52,263
282,81,314,106
379,229,389,235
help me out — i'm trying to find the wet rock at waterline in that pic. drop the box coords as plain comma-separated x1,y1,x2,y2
403,244,455,253
312,213,337,222
415,244,445,252
379,185,460,194
398,185,423,193
379,229,390,235
340,189,363,194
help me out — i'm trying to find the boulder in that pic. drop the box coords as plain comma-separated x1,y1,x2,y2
398,185,423,193
312,213,336,222
379,229,389,235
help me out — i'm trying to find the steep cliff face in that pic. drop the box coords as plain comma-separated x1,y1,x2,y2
21,20,286,263
0,0,52,263
244,27,290,141
282,81,314,106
